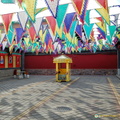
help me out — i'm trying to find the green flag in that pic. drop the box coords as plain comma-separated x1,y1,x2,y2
6,25,14,45
69,21,78,38
56,4,68,28
108,25,116,38
85,10,90,25
83,24,94,39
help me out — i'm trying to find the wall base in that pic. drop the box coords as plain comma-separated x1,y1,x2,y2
27,69,117,75
0,69,14,79
0,69,116,80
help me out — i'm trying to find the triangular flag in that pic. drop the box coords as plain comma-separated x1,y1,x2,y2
56,4,69,28
32,17,43,35
17,42,21,49
97,28,106,39
92,43,97,53
90,30,95,42
45,31,51,46
108,25,116,38
45,0,60,18
1,0,15,3
0,33,6,44
48,38,54,51
85,10,90,25
17,11,28,30
66,33,72,42
63,24,67,34
61,32,66,40
2,41,7,51
6,24,14,45
24,37,30,47
114,14,119,26
69,21,78,38
17,0,23,8
72,0,85,15
98,44,103,50
75,25,82,37
106,35,112,44
9,45,14,54
83,24,94,39
96,22,107,33
40,30,47,43
96,17,103,23
1,13,13,33
56,24,63,38
46,16,56,35
116,34,120,40
95,0,108,11
22,0,37,22
41,24,48,34
35,7,48,15
79,0,89,24
32,42,38,49
15,28,24,43
14,45,19,52
64,12,76,33
96,7,110,25
48,28,55,42
28,26,36,43
110,14,119,26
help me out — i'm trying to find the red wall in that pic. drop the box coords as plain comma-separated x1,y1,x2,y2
25,53,117,69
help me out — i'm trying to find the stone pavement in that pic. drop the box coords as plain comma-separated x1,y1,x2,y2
0,75,120,120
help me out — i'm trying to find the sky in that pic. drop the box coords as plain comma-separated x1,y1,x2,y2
0,0,119,24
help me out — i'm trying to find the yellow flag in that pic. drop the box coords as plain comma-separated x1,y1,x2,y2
66,33,72,42
39,30,43,38
96,7,110,25
96,22,107,33
23,0,37,22
42,31,47,43
116,34,120,39
35,7,47,15
98,44,103,50
9,45,13,54
24,37,30,46
72,47,75,52
56,25,62,38
71,38,74,44
74,37,78,46
36,42,39,46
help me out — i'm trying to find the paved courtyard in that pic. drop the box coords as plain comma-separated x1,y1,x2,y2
0,75,120,120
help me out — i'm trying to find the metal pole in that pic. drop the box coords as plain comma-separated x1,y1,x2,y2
117,49,120,75
21,51,25,71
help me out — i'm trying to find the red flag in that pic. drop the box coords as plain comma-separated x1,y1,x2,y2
63,25,67,34
96,17,103,23
16,0,23,8
96,17,104,26
28,26,36,43
96,0,108,11
72,0,84,15
1,13,13,33
46,16,56,35
17,0,23,4
90,30,95,41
